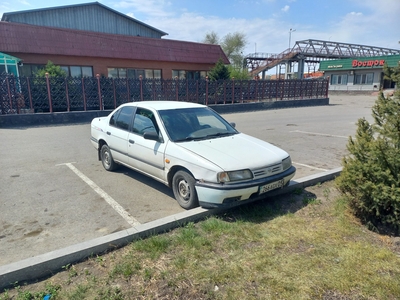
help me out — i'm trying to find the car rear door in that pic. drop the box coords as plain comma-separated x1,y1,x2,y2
106,106,135,164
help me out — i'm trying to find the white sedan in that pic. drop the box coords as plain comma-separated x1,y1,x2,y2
90,101,296,209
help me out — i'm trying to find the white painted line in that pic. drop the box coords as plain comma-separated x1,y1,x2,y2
292,162,328,172
60,163,141,227
290,130,348,139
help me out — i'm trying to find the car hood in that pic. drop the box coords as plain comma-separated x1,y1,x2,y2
176,133,289,171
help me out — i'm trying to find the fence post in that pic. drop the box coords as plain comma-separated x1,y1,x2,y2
140,75,143,101
255,77,259,102
205,76,209,105
65,77,70,112
82,77,87,111
152,78,156,101
196,80,199,103
186,79,189,102
96,74,103,110
325,79,329,98
27,77,33,110
45,73,53,113
231,77,235,104
175,76,179,101
112,78,117,107
5,76,13,112
223,81,226,104
240,80,243,103
126,77,130,103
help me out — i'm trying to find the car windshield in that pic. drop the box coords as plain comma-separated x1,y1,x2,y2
158,107,238,142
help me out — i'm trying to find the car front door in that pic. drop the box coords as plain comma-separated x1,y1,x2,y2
127,108,167,182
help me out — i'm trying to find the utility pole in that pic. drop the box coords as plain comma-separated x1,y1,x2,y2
289,28,296,49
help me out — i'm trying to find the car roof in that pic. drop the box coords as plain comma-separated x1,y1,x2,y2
121,101,206,111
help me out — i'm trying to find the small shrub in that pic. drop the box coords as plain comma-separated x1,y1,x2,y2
336,63,400,233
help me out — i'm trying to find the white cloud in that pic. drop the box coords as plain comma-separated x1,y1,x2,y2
115,0,174,18
281,5,290,12
349,12,362,16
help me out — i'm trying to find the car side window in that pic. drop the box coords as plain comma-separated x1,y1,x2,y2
110,106,135,131
109,109,120,126
132,108,159,136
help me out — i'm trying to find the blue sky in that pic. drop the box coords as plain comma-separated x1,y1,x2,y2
1,0,399,55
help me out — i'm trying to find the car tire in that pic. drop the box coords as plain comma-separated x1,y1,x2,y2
100,144,118,171
172,170,199,209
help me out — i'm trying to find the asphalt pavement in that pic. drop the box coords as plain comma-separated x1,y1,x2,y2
0,93,378,289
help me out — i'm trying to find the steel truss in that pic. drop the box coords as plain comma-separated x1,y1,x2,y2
245,39,400,78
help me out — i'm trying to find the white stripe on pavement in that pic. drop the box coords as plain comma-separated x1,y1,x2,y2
59,162,141,227
290,130,348,139
292,162,328,172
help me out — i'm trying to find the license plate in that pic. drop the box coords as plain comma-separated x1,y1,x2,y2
259,179,284,194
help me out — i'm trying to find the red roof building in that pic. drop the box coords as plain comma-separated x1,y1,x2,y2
0,2,229,79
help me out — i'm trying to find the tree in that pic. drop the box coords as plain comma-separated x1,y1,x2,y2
336,63,400,233
207,58,230,81
221,32,247,68
202,31,219,45
34,61,67,77
227,65,250,80
203,31,247,70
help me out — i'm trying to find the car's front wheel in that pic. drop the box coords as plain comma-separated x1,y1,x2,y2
172,170,199,209
100,144,118,171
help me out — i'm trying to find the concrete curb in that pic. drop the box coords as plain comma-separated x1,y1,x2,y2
0,167,342,290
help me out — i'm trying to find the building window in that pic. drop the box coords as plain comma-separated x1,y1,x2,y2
172,70,186,79
108,68,161,79
61,66,93,77
354,73,374,85
173,70,207,79
330,74,348,85
18,64,45,77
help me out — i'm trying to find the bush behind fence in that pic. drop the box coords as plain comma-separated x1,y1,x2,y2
0,74,329,115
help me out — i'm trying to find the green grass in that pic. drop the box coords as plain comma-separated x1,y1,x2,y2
1,181,400,299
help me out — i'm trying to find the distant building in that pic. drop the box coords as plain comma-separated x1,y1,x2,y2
0,2,229,79
320,55,400,91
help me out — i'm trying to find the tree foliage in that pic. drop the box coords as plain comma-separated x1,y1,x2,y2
227,65,251,80
221,32,247,68
336,63,400,233
34,61,67,77
203,31,247,70
202,31,219,45
207,58,230,81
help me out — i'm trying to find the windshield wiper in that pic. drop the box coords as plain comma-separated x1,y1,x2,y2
174,136,199,142
174,132,235,142
204,132,236,139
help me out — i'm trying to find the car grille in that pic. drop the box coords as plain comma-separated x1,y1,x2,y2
252,163,282,179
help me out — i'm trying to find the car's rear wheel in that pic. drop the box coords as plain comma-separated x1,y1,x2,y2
172,170,199,209
100,144,118,171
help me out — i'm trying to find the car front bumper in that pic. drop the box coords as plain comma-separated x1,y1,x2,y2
196,166,296,208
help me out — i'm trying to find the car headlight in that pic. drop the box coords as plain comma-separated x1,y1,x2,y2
217,169,253,183
282,156,292,171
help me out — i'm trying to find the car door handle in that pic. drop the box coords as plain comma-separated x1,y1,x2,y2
106,131,111,135
129,139,135,144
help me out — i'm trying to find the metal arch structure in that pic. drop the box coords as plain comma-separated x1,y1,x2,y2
245,39,400,79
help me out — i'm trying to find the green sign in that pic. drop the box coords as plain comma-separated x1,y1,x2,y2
320,54,400,71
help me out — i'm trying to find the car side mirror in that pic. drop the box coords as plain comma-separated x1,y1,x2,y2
143,131,161,142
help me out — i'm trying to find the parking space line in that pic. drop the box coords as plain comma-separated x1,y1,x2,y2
290,130,348,139
292,162,328,172
59,163,141,227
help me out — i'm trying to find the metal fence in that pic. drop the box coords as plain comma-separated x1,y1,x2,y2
0,74,329,115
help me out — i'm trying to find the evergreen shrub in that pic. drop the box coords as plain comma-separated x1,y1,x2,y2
336,64,400,233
